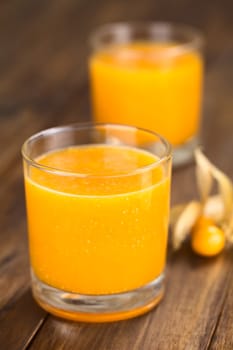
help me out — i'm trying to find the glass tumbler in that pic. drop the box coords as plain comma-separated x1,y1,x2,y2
22,123,172,322
89,22,204,166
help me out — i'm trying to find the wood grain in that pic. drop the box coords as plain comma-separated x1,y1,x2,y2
0,290,46,350
208,254,233,349
0,0,232,349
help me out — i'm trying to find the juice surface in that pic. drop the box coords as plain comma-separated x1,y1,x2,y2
89,42,203,146
25,145,170,294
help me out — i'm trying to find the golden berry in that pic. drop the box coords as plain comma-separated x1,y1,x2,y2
191,222,225,257
194,216,215,229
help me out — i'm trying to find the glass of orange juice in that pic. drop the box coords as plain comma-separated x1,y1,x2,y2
89,22,204,166
22,123,171,322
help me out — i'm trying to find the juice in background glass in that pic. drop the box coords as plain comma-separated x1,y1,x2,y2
22,124,172,322
89,22,204,166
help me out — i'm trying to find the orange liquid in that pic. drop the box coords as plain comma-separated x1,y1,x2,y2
25,145,170,295
89,42,203,146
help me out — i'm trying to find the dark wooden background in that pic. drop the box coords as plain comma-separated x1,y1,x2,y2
0,0,233,349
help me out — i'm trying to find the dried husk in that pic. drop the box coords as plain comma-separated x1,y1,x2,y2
211,166,233,222
170,204,186,229
203,195,224,222
223,212,233,243
171,148,233,250
172,201,202,250
195,148,233,222
194,148,213,205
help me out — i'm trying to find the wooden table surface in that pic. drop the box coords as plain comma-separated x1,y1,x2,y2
0,0,233,349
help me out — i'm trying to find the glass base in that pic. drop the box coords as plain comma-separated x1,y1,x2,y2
31,272,165,322
173,136,199,167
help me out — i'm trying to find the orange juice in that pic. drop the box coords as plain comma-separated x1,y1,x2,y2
25,145,170,295
89,42,203,146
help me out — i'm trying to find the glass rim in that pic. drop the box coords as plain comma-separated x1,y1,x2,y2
22,122,172,179
89,21,204,56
